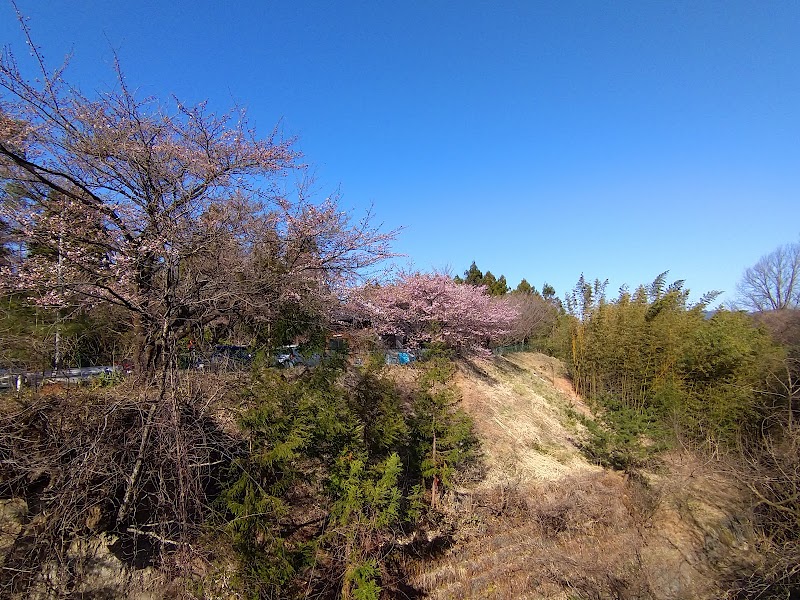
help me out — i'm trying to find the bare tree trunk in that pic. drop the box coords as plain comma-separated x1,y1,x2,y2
116,324,175,526
116,398,158,525
431,424,438,509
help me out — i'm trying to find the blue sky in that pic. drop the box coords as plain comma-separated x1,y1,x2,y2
3,1,798,304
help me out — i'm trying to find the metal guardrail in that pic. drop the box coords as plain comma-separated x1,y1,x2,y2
1,343,468,389
0,366,117,390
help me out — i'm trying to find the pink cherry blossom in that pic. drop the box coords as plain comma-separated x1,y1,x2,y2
350,272,519,355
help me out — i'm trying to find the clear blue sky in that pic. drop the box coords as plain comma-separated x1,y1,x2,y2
3,1,798,304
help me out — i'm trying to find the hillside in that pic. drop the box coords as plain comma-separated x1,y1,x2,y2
408,352,760,600
0,353,768,599
456,352,597,484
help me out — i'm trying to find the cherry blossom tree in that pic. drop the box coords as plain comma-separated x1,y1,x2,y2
352,272,518,354
0,26,395,376
0,19,398,553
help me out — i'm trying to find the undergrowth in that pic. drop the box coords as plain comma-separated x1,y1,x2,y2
0,355,479,599
215,353,480,599
569,395,671,472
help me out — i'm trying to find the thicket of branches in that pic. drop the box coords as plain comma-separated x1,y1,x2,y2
0,373,239,596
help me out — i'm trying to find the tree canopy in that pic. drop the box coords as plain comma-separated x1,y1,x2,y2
456,261,510,296
0,32,395,375
351,272,518,354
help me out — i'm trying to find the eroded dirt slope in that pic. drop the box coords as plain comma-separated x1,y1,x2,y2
409,352,760,600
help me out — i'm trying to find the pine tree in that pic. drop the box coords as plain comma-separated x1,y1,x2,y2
492,275,509,296
542,282,557,302
515,279,533,295
464,261,484,285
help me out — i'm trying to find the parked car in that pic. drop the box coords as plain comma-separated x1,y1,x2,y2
274,345,303,368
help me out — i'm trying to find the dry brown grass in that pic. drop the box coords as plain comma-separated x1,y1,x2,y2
454,352,599,486
411,460,760,600
407,352,763,600
409,471,651,599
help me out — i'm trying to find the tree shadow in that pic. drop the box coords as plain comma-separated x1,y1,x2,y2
458,357,497,385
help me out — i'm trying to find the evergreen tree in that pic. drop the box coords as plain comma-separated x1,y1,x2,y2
458,263,508,295
464,261,484,285
492,274,509,296
222,356,480,597
515,279,533,295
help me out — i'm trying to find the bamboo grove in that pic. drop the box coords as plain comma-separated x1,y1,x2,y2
560,273,787,453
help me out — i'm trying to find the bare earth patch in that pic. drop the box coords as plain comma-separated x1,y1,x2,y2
409,352,760,600
454,352,600,485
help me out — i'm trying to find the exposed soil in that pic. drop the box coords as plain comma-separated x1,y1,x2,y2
455,352,599,485
409,352,760,600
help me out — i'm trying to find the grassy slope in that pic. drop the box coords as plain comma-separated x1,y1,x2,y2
408,352,760,600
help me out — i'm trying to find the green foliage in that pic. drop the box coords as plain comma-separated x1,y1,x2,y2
541,282,557,301
482,270,497,291
676,311,781,445
219,355,479,597
491,274,508,296
90,369,124,388
220,372,314,597
459,262,509,295
515,278,533,295
0,294,130,369
0,295,53,369
348,560,382,600
575,397,670,471
556,273,783,457
411,357,479,488
351,359,410,456
564,274,608,321
267,301,329,349
464,261,484,285
417,352,457,384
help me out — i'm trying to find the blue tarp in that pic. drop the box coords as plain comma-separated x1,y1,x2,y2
385,350,415,365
